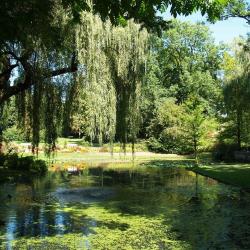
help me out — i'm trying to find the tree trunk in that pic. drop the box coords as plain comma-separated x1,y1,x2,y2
236,110,241,150
193,136,197,160
0,106,3,153
0,129,3,154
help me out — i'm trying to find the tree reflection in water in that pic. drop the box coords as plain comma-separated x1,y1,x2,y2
0,161,249,249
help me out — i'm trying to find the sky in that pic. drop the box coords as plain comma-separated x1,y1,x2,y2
163,11,249,44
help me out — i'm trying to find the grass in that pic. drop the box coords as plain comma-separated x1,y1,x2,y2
35,152,192,172
16,150,250,189
11,137,192,165
52,138,148,152
191,163,250,189
45,150,250,189
6,138,250,189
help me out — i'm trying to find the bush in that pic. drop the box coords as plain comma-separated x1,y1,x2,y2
212,143,238,162
32,160,47,174
3,126,24,141
147,138,164,153
0,153,47,174
147,137,192,154
3,153,19,169
18,156,35,171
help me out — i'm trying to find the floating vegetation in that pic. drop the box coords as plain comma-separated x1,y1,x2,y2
9,206,191,250
1,164,250,249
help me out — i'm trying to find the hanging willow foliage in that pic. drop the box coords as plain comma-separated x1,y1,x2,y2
111,21,148,153
76,12,148,152
31,79,43,154
13,10,148,155
76,13,115,146
43,82,62,154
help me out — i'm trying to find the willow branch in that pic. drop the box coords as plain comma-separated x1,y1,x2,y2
0,53,78,104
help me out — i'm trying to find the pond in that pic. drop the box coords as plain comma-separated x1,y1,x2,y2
0,162,250,249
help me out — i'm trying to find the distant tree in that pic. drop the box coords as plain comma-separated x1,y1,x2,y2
222,37,250,149
148,98,185,153
140,37,168,139
158,20,223,104
182,96,217,159
144,21,222,154
148,96,218,156
0,0,230,152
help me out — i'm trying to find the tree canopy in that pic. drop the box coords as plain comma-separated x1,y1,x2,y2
0,0,229,44
140,20,223,155
221,0,250,24
0,0,238,154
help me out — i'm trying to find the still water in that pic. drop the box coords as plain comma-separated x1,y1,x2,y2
0,163,250,249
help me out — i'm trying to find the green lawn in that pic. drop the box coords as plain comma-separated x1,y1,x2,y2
6,139,250,189
37,151,191,164
55,138,149,152
192,164,250,189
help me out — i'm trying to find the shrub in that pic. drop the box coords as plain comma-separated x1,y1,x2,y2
18,156,35,171
212,143,238,162
3,153,19,169
0,153,47,174
147,137,191,154
147,138,164,153
3,126,24,141
32,160,47,174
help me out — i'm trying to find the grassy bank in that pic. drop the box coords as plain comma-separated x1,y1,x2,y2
4,138,250,189
40,151,190,163
40,152,193,172
191,164,250,189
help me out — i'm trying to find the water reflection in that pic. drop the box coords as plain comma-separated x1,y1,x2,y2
6,212,16,250
0,163,250,249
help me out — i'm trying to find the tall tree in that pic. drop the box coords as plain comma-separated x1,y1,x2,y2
158,20,223,104
222,37,250,149
0,0,229,151
0,0,229,104
143,20,223,153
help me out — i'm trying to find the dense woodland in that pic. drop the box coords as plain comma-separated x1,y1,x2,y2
0,0,249,160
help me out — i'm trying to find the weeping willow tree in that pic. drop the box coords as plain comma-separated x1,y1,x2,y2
109,20,148,153
0,0,227,155
75,14,115,147
74,12,148,153
11,11,148,155
15,76,64,155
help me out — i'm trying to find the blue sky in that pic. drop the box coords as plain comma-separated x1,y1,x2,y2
163,11,249,44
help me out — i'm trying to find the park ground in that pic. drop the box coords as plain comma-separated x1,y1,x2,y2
2,137,250,190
